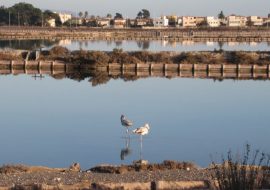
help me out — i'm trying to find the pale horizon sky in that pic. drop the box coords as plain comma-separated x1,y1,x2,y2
2,0,270,18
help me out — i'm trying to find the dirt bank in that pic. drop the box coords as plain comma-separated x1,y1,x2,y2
1,27,270,41
0,161,212,190
1,47,270,66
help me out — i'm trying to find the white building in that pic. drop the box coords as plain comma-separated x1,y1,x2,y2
248,16,264,26
227,15,247,27
154,16,169,27
97,18,111,27
57,13,72,24
206,16,220,27
47,18,56,27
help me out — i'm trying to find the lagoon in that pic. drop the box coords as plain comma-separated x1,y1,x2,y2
0,73,269,169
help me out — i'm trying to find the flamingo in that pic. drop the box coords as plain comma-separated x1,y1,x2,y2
121,115,133,133
133,123,150,160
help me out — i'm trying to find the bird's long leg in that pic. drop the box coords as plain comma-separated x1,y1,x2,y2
140,135,143,160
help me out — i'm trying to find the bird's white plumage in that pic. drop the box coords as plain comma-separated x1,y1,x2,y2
133,123,150,136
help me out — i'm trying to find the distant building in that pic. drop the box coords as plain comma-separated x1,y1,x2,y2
195,17,206,26
167,15,178,26
247,16,264,26
135,18,152,27
176,17,183,27
57,13,72,24
47,18,56,27
128,19,136,27
182,16,196,27
97,18,111,27
154,16,169,27
69,17,83,25
113,18,126,28
206,16,220,27
226,15,247,27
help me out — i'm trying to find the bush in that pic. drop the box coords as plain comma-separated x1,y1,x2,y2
211,144,270,190
49,46,69,57
109,51,140,64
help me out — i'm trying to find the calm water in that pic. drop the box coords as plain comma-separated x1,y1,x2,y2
0,73,270,169
1,39,270,51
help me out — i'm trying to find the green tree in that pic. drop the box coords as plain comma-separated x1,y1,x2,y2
114,13,123,19
84,11,88,18
218,10,225,19
142,9,150,19
137,11,143,19
78,12,83,18
8,2,42,26
106,13,112,18
0,6,8,25
43,10,61,26
137,9,150,19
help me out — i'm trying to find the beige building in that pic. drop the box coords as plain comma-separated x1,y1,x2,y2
248,16,264,26
97,18,111,27
182,16,196,27
135,18,152,27
57,13,72,24
206,16,220,27
113,19,126,28
195,17,206,26
226,15,247,27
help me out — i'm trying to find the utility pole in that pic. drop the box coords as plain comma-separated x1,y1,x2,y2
76,12,78,28
9,11,11,28
18,12,20,27
41,12,44,27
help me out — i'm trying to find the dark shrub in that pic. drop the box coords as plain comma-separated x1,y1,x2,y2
49,46,69,57
212,144,270,190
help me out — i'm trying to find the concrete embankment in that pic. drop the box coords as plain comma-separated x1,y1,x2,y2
1,60,270,81
1,27,270,41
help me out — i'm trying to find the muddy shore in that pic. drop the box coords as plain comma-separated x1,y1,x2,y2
0,161,213,190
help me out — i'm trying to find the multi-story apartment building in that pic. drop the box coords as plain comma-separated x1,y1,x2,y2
182,16,196,27
154,16,169,27
206,16,220,27
57,13,72,24
226,15,247,27
247,16,264,26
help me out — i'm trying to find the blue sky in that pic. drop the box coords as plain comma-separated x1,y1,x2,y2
2,0,270,17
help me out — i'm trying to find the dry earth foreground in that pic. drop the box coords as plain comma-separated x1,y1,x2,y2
0,161,215,190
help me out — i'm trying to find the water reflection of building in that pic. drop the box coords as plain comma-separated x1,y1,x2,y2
249,42,258,46
161,40,169,47
137,41,150,50
168,41,177,48
206,41,214,46
181,40,195,46
58,40,72,46
227,42,240,46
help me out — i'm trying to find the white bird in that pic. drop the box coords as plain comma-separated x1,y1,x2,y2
133,123,150,160
121,115,133,133
132,123,150,136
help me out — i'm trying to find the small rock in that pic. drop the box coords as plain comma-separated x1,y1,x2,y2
54,177,61,182
69,163,81,172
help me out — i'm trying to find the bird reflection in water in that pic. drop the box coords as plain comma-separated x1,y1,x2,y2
120,134,132,160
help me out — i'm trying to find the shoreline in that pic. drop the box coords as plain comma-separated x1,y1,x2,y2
1,27,270,41
0,161,212,190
